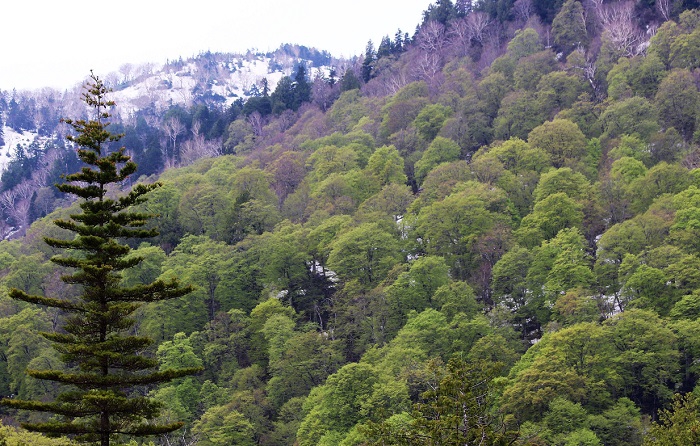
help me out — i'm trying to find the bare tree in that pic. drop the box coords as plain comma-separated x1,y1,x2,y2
593,0,645,56
174,77,194,106
179,140,199,167
382,70,409,96
466,11,491,44
311,73,337,112
0,187,29,230
411,51,443,85
14,181,34,203
162,116,186,164
35,148,61,188
566,47,605,101
514,0,535,22
448,18,472,56
104,72,120,89
119,63,134,84
161,429,199,446
417,20,448,53
657,0,672,22
9,198,30,232
0,189,18,215
247,111,265,137
180,121,222,166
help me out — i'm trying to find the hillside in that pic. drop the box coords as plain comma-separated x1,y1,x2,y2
0,45,337,238
2,0,700,445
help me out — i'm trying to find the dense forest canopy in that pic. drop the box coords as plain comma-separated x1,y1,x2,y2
4,0,700,445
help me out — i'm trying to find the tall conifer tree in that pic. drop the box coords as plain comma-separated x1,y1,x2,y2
0,73,199,446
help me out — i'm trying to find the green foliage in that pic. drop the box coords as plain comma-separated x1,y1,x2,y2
12,5,700,445
385,256,451,332
644,393,700,445
192,404,256,446
516,193,584,247
654,69,700,141
507,28,543,60
297,362,379,446
528,119,588,169
494,91,545,140
414,136,461,183
146,235,236,340
413,104,453,142
363,358,517,445
537,71,588,118
365,145,406,186
600,96,660,141
552,0,588,54
414,183,513,280
533,167,590,202
327,222,402,287
588,398,642,446
0,423,77,445
514,50,557,91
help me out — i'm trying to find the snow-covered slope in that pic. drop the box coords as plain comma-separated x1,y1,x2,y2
0,46,340,165
0,127,39,171
108,50,332,119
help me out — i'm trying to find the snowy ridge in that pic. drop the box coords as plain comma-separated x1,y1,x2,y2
0,46,339,165
108,51,331,119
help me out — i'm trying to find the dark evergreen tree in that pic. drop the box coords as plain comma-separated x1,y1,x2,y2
362,40,376,83
1,145,32,192
478,0,515,22
364,358,517,445
455,0,471,17
0,73,199,446
227,98,245,122
423,0,456,25
533,0,566,23
7,95,33,132
261,77,270,97
243,79,272,116
293,64,311,110
271,76,296,114
328,67,338,87
393,29,405,54
377,35,394,58
340,69,362,92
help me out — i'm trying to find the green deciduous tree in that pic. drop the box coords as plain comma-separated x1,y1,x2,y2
600,97,660,141
364,358,517,445
644,393,700,446
192,404,255,446
516,193,584,247
528,119,587,169
365,145,406,186
327,222,402,288
413,104,452,142
414,137,461,184
414,184,513,281
654,69,700,141
0,74,199,446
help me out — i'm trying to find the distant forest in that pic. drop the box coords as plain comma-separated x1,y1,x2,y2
3,0,700,445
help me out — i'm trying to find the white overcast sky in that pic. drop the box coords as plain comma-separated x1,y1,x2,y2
1,0,430,91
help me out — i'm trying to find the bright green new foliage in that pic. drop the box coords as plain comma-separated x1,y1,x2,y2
0,74,199,446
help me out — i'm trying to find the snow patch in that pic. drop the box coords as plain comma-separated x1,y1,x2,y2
108,55,299,120
0,126,39,171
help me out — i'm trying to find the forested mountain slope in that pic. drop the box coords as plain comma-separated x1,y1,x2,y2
3,0,700,445
0,45,337,240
